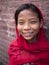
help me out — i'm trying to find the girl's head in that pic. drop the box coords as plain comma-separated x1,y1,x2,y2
15,3,43,42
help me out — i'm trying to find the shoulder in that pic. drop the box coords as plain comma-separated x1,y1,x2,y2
10,39,17,45
8,38,18,50
9,38,22,50
8,38,20,54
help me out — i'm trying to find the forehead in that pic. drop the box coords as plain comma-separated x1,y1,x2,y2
18,9,38,20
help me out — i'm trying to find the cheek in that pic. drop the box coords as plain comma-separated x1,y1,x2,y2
31,24,40,32
17,25,23,34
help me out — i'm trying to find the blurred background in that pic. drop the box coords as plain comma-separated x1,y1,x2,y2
0,0,49,65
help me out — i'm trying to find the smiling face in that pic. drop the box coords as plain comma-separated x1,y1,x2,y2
17,9,42,42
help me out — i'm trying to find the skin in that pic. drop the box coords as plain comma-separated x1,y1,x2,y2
17,9,42,43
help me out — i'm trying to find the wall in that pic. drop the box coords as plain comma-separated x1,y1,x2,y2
0,0,49,65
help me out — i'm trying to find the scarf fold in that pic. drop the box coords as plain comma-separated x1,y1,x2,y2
16,27,49,53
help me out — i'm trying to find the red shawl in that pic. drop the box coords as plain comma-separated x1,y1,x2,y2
8,9,49,65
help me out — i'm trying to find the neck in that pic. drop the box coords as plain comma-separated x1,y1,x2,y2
26,36,37,44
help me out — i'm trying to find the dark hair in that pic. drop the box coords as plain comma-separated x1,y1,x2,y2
15,3,43,25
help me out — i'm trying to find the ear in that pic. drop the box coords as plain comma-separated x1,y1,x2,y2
40,19,43,28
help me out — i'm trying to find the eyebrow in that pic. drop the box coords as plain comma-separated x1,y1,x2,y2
29,17,38,20
18,19,24,21
18,17,38,21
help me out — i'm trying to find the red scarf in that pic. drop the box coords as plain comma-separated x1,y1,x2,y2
8,10,49,65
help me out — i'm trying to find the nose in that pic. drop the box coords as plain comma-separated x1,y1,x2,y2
23,23,30,30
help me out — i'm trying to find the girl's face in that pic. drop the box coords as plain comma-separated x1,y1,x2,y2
17,10,42,42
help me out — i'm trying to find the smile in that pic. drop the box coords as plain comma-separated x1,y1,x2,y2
23,32,33,37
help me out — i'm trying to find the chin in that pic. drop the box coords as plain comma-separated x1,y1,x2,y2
24,37,33,40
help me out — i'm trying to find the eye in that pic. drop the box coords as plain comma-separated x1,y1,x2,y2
30,21,37,24
18,21,24,25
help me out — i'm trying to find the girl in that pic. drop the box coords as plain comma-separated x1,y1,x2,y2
8,3,49,65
